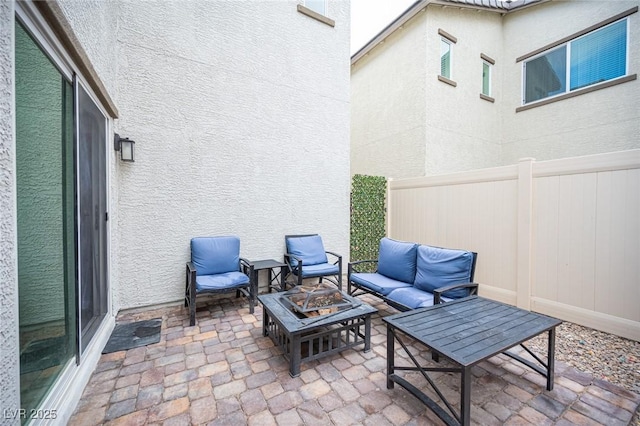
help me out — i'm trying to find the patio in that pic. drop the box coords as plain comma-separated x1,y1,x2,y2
69,294,640,426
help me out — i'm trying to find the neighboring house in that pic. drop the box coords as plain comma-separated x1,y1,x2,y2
0,0,349,423
351,0,640,179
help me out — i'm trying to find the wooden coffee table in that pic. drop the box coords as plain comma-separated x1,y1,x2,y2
258,291,376,377
384,296,562,426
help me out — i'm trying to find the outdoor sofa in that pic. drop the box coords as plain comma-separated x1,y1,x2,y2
347,237,477,311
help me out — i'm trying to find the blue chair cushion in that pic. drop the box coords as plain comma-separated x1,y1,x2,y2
350,272,412,296
413,245,474,299
191,236,240,276
195,272,250,293
386,287,452,309
286,235,328,266
295,262,340,278
377,238,418,283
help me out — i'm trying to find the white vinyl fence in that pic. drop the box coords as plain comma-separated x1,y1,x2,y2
387,149,640,341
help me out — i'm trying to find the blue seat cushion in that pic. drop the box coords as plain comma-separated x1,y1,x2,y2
386,287,452,309
413,245,474,299
377,238,418,284
350,272,412,296
293,262,339,278
195,271,250,292
286,235,328,266
191,236,240,276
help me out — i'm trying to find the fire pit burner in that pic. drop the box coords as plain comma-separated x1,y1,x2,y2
280,283,352,316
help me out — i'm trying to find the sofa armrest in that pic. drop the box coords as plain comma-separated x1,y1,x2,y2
347,259,378,274
432,282,478,304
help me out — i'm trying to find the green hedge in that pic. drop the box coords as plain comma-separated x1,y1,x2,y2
350,174,386,272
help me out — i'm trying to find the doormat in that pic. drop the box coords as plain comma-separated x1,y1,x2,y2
102,318,162,354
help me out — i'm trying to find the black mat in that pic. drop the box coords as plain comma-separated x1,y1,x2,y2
102,318,162,354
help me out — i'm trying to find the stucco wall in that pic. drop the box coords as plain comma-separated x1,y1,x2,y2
351,9,427,179
351,0,640,178
423,5,503,175
0,0,20,420
109,1,351,309
502,1,640,164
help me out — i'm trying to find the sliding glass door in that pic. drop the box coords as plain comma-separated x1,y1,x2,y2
15,19,76,414
15,16,110,415
77,83,109,353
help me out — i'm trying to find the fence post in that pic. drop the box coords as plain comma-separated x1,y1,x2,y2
386,177,392,237
516,158,535,310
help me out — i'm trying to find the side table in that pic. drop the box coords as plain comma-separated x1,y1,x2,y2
250,259,288,296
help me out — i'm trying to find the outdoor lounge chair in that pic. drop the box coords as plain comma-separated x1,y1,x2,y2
185,236,254,326
284,234,342,290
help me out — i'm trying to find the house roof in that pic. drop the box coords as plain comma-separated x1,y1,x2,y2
351,0,546,64
441,0,544,11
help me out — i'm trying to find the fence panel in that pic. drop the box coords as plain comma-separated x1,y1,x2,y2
388,150,640,341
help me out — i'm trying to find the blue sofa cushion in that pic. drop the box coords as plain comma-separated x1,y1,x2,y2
295,262,340,278
191,236,240,276
350,272,412,296
387,287,433,309
286,235,328,266
386,287,453,309
377,238,418,284
413,245,474,299
195,271,249,292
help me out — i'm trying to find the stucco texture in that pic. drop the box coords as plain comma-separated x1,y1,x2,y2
0,0,20,420
351,0,640,179
108,1,351,310
351,10,427,179
501,0,640,163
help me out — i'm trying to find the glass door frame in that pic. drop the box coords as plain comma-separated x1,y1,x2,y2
15,0,114,398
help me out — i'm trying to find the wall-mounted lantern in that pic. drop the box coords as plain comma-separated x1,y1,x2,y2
114,133,135,162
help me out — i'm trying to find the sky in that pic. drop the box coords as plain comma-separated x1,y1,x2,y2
350,0,417,55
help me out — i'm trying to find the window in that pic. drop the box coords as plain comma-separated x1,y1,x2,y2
440,38,452,79
297,1,334,27
523,19,628,104
482,62,491,96
304,0,326,16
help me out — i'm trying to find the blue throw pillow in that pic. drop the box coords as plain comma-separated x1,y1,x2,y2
377,238,418,283
286,235,328,266
413,245,473,298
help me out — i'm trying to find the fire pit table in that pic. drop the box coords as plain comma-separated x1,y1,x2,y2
258,286,376,377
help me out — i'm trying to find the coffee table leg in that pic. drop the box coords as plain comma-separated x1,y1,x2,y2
547,327,556,391
461,366,471,426
387,326,395,389
262,309,269,337
364,315,371,352
290,334,302,377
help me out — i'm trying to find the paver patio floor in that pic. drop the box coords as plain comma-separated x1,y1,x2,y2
69,293,640,425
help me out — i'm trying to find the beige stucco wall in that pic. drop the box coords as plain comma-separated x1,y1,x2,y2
423,5,503,175
110,1,350,310
351,9,427,179
351,0,640,178
501,0,640,164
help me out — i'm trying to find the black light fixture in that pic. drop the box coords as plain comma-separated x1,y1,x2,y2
114,133,135,162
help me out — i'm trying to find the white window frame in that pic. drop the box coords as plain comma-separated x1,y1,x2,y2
521,17,630,105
